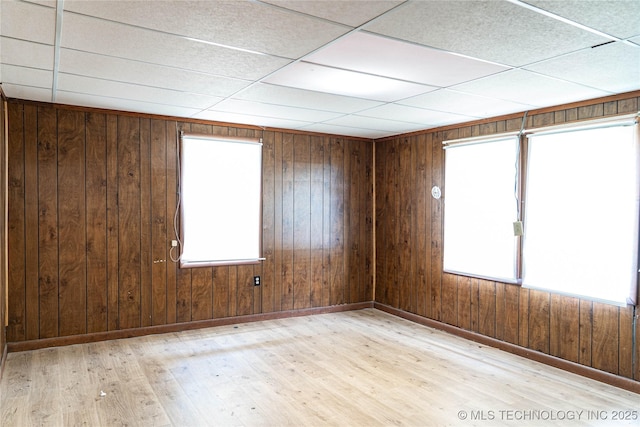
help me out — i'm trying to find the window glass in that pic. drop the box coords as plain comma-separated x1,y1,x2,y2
523,125,638,305
443,137,519,282
180,134,262,267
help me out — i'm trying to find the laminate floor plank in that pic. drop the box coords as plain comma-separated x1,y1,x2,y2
1,309,638,426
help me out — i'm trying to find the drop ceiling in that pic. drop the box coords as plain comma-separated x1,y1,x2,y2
1,0,639,139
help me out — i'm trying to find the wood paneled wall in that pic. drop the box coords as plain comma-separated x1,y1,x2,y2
6,100,373,342
375,93,640,382
0,96,6,363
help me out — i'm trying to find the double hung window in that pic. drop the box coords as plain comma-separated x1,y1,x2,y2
442,116,639,306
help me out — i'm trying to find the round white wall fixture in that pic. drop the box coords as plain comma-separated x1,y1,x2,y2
431,186,441,200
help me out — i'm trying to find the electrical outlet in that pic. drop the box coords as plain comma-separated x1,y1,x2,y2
253,276,260,286
171,240,178,247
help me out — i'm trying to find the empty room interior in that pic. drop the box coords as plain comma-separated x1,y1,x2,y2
0,0,640,425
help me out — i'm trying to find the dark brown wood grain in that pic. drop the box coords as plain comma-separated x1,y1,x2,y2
150,119,168,325
37,105,58,339
85,112,108,333
23,105,38,341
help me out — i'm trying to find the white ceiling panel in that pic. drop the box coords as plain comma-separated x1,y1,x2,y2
364,1,608,67
261,1,403,27
264,62,437,102
59,49,250,98
1,83,52,102
1,64,52,89
61,13,291,80
358,103,479,126
235,83,383,114
300,122,395,139
192,109,312,131
305,31,510,87
63,0,350,59
452,69,612,108
399,89,537,119
324,114,429,133
2,0,639,139
210,99,344,123
1,37,54,70
524,42,640,94
1,0,56,44
57,74,224,110
55,91,202,118
522,0,640,39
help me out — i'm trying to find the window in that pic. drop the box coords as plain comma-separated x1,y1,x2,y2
523,123,639,305
442,116,639,306
443,135,520,283
179,133,263,267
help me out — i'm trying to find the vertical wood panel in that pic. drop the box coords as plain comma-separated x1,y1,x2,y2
37,106,58,338
7,102,26,341
106,115,119,331
457,276,471,330
578,300,593,366
293,134,311,309
430,132,444,321
23,104,38,340
528,289,550,354
398,139,412,312
262,131,276,313
414,134,428,317
503,284,519,345
57,109,87,337
618,306,633,378
441,273,457,326
117,116,141,330
272,132,283,313
310,136,324,308
150,119,167,325
592,302,619,374
478,280,496,338
281,133,294,310
139,119,152,328
549,294,579,363
321,137,332,307
165,121,177,323
85,112,108,333
347,141,361,305
329,138,344,306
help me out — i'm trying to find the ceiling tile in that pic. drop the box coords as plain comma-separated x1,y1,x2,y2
364,1,608,66
1,0,56,44
55,91,202,117
1,83,52,102
192,110,312,130
57,74,224,109
305,31,510,87
1,64,52,89
264,62,437,102
524,42,640,94
399,89,536,118
324,114,429,133
358,103,479,126
63,0,350,59
452,69,611,107
1,37,54,70
210,99,344,122
300,122,383,139
523,0,640,39
260,1,403,27
61,13,292,80
235,83,383,114
59,49,251,98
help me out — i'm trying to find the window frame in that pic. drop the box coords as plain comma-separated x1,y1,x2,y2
178,132,264,268
441,114,639,306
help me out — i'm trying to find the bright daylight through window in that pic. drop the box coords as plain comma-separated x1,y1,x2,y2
442,117,639,306
179,134,263,268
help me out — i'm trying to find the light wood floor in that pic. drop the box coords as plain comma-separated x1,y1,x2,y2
0,308,638,426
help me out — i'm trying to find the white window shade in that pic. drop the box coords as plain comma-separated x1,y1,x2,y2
180,134,263,267
523,124,638,305
443,136,519,282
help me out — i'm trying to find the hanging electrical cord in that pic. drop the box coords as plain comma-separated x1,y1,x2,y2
169,125,183,263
